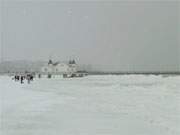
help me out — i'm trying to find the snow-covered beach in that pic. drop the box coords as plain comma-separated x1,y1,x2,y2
1,75,180,135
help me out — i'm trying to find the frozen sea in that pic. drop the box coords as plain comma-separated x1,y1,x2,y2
0,75,180,135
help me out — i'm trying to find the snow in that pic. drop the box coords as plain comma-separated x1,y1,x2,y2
0,75,180,135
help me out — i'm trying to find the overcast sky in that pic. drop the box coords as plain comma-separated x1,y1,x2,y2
0,1,179,71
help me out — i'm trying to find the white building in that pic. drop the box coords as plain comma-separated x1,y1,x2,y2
41,60,77,75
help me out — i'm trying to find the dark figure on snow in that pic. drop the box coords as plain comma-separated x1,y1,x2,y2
17,75,20,81
30,75,34,81
26,74,34,84
14,75,20,81
14,75,17,81
20,76,24,84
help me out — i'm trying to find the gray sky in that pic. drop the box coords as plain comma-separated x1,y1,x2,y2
0,1,179,72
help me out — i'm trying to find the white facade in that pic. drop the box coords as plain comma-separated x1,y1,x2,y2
41,60,77,75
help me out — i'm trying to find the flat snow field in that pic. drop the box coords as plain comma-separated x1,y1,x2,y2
0,75,180,135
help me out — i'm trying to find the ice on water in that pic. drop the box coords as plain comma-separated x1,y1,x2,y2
0,75,180,135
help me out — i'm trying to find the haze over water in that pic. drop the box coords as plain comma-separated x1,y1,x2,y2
0,1,179,72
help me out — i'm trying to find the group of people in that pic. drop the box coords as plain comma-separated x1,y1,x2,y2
13,74,34,84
